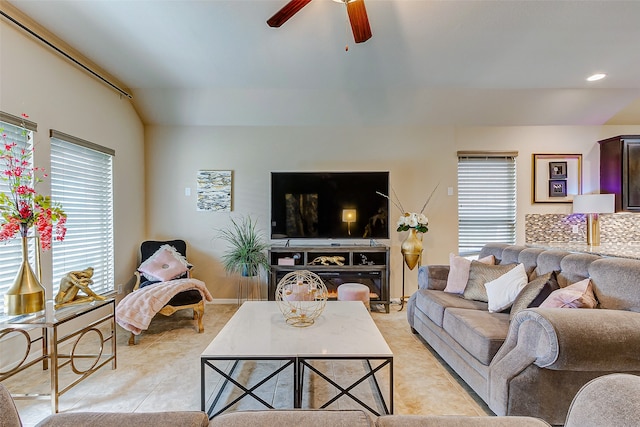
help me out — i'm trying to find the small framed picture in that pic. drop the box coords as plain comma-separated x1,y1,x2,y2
549,180,567,197
549,161,568,179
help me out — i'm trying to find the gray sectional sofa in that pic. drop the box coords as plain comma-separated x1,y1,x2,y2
406,243,640,425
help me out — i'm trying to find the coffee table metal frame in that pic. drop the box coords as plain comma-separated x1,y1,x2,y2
297,356,392,415
201,356,296,418
200,301,393,418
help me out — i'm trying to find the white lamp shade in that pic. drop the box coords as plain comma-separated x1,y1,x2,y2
573,194,615,214
342,209,357,222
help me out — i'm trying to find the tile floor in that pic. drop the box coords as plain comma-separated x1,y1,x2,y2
4,303,490,426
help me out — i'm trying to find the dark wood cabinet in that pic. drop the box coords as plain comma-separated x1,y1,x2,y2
599,135,640,212
268,245,390,312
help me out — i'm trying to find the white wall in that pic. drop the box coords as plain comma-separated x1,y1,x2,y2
146,123,640,301
0,21,145,298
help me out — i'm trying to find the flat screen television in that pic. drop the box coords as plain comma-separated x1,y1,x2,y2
270,171,389,240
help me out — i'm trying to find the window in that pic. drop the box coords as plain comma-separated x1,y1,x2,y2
457,152,517,256
50,130,115,296
0,112,37,315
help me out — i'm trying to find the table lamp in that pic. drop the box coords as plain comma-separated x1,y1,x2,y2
572,194,615,246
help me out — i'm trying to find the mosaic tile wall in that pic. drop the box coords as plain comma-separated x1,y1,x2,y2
525,213,640,243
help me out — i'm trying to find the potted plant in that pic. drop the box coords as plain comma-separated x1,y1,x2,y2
218,215,270,277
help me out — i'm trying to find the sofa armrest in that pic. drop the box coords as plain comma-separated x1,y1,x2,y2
510,308,640,370
417,265,449,291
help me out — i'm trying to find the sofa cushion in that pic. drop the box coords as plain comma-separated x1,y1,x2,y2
485,263,528,313
36,412,210,427
533,250,570,277
443,308,510,365
500,246,527,265
463,262,517,302
556,253,601,288
376,415,550,427
208,410,373,427
444,253,495,294
510,271,559,320
588,257,640,311
540,278,597,309
416,289,488,327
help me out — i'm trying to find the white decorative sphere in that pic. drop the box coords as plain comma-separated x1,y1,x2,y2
275,270,328,327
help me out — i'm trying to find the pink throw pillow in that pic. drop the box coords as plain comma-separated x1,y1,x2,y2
138,244,190,282
539,278,597,309
444,253,495,294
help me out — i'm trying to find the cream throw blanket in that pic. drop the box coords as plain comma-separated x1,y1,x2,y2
116,278,213,335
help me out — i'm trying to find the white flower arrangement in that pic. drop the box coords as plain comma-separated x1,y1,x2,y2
377,183,439,235
397,212,428,233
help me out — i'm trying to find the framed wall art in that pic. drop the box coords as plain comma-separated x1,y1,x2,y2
532,154,582,203
549,161,567,179
197,170,232,212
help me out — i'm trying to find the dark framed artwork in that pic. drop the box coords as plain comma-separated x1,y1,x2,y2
532,153,582,203
549,161,568,179
549,180,567,197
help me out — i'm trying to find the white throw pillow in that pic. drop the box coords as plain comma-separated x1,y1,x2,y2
484,263,528,313
444,253,495,294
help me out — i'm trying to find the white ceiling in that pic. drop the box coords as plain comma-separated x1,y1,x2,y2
7,0,640,127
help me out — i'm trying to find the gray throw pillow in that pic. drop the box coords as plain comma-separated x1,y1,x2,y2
463,262,517,302
510,271,560,320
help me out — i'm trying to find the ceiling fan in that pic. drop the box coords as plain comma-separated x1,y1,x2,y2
267,0,372,44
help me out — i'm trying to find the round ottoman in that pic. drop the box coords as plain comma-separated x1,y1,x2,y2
337,283,370,310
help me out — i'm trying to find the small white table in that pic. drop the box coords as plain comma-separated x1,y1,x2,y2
200,301,393,418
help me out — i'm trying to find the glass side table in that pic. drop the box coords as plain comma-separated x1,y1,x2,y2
0,298,117,413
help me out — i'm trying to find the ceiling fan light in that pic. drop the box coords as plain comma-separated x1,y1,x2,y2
587,73,607,82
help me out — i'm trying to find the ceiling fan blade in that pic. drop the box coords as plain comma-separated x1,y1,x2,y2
347,0,372,43
267,0,312,27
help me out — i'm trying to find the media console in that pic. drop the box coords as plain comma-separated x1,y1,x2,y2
268,245,390,313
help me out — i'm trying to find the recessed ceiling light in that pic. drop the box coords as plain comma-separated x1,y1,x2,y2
587,73,607,82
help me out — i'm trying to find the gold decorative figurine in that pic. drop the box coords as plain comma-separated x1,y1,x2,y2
54,267,105,309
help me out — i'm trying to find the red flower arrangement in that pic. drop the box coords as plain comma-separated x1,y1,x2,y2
0,114,66,250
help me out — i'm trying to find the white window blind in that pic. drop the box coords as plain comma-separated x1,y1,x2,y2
50,131,115,296
0,113,37,315
457,153,517,256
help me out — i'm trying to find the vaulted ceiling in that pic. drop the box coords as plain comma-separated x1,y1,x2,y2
5,0,640,127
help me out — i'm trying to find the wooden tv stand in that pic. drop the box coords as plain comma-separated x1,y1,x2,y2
268,245,390,313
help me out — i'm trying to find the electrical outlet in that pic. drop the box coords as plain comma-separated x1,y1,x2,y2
572,225,580,234
117,284,123,294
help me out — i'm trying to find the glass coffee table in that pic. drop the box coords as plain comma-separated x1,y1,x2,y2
201,301,393,418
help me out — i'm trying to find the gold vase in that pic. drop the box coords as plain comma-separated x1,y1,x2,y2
5,236,45,315
401,228,423,270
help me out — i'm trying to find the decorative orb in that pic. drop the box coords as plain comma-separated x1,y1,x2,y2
275,270,328,327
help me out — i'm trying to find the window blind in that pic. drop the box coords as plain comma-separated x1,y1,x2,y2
50,132,115,296
0,116,35,315
457,154,517,256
